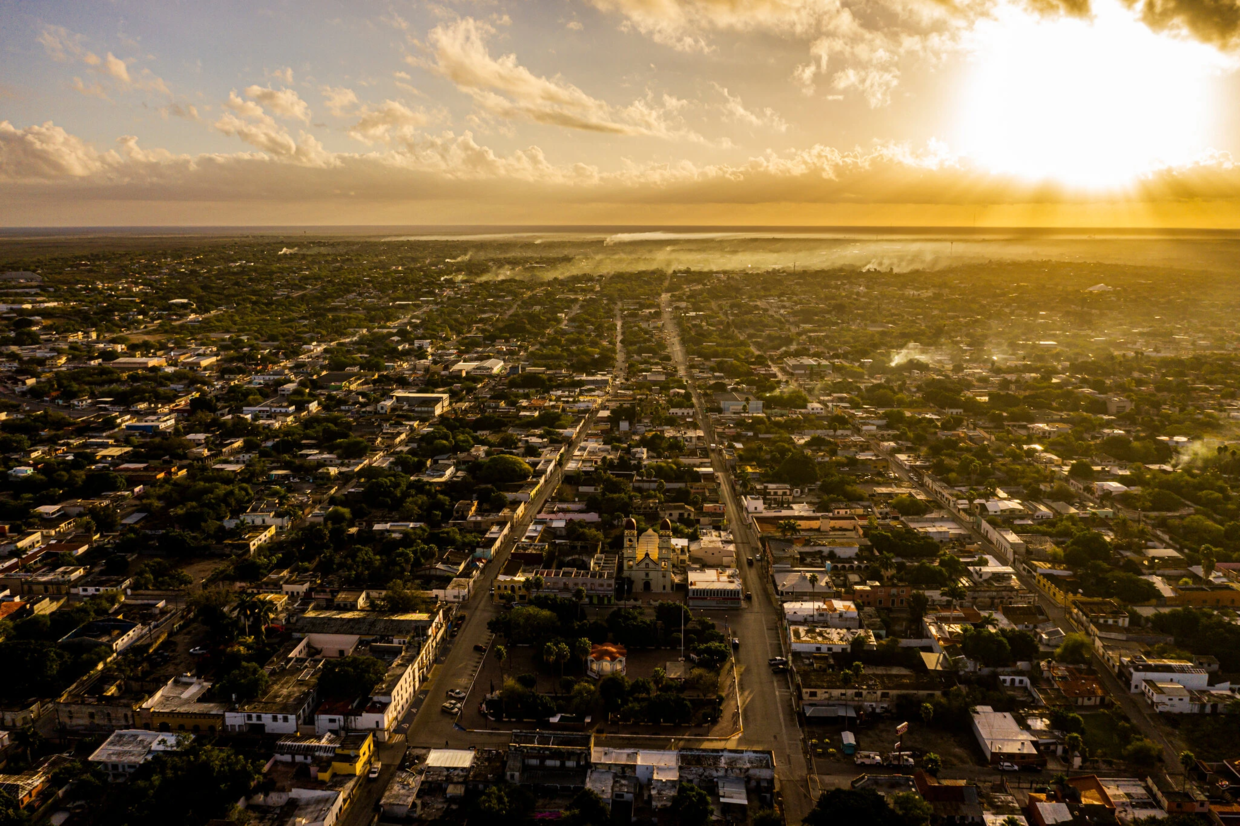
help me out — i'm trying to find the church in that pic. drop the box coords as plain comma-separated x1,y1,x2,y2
621,517,688,593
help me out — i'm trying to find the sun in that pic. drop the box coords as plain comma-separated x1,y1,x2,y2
957,0,1227,188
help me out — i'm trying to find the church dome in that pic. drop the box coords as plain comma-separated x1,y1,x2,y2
659,517,672,531
624,517,637,530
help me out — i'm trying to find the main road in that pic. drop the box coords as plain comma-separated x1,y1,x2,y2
660,293,815,825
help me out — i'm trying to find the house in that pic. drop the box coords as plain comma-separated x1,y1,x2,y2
782,599,860,628
687,568,743,609
140,675,228,734
505,731,593,789
788,626,873,654
377,392,450,416
1124,656,1210,693
798,664,942,718
716,392,763,415
971,707,1046,768
88,730,188,781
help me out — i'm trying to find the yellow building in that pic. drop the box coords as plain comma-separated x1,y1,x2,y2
317,732,374,781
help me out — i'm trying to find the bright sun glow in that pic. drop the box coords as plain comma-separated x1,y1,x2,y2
958,0,1227,188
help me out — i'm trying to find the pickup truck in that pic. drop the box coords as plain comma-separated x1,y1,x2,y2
854,751,884,766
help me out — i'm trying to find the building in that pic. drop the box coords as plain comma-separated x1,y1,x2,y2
851,584,916,610
88,729,188,781
1141,681,1235,714
588,643,627,679
1124,656,1210,694
377,392,450,416
716,392,763,415
798,665,942,718
788,626,873,654
140,675,228,734
971,707,1046,768
687,568,743,609
1068,598,1130,634
782,599,860,628
505,731,593,790
622,518,675,593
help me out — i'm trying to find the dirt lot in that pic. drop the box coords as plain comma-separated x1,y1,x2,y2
806,720,984,772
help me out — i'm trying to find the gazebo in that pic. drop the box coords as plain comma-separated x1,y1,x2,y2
587,642,627,680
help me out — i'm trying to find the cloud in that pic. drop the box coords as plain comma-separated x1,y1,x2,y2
321,86,360,117
347,100,430,144
215,93,331,166
567,20,585,30
160,102,202,121
38,25,172,98
244,85,312,123
422,17,710,140
1125,0,1240,46
714,84,788,131
587,0,968,106
0,120,111,179
268,67,295,84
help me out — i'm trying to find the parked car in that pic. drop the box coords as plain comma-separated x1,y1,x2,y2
473,643,488,653
997,762,1020,772
746,556,755,566
768,657,788,666
731,637,740,650
369,761,382,779
441,701,461,714
189,646,208,655
770,663,789,673
447,689,467,700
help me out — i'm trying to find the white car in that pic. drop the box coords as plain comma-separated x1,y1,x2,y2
368,761,382,779
441,701,462,714
997,762,1020,772
446,689,468,700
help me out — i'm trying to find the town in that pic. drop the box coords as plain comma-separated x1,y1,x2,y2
0,234,1238,826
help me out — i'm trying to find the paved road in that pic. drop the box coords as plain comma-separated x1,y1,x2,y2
661,294,814,825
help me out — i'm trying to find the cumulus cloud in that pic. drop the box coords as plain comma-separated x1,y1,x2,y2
321,86,360,117
38,25,171,98
422,17,709,140
0,120,111,179
244,85,312,123
215,93,332,167
160,102,202,121
714,84,788,131
268,67,295,84
347,100,431,144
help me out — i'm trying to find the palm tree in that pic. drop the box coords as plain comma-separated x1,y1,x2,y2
493,644,508,680
543,641,558,671
555,642,572,678
777,519,801,539
235,593,275,639
529,574,546,598
944,582,967,611
807,572,820,595
1180,750,1197,790
573,637,592,675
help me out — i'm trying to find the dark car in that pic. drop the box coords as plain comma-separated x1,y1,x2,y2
473,643,488,653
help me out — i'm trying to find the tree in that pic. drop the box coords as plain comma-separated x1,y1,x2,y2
670,782,713,826
319,656,387,700
573,637,592,674
922,753,942,776
807,572,820,594
1055,633,1093,665
961,628,1013,668
1180,750,1197,789
493,644,508,679
564,789,611,826
777,519,801,539
0,791,23,826
1123,737,1162,769
909,592,930,626
775,451,819,487
920,702,934,725
752,809,782,826
212,661,270,703
804,788,903,826
475,454,534,485
1200,547,1217,581
1069,460,1095,480
944,582,967,609
891,791,933,826
890,495,929,517
234,593,275,639
1065,733,1084,764
473,783,534,824
114,744,261,826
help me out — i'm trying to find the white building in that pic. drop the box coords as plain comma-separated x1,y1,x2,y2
970,707,1044,767
782,599,860,628
687,568,743,609
88,730,188,781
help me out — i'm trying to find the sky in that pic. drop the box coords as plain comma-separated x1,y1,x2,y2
3,0,1240,227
